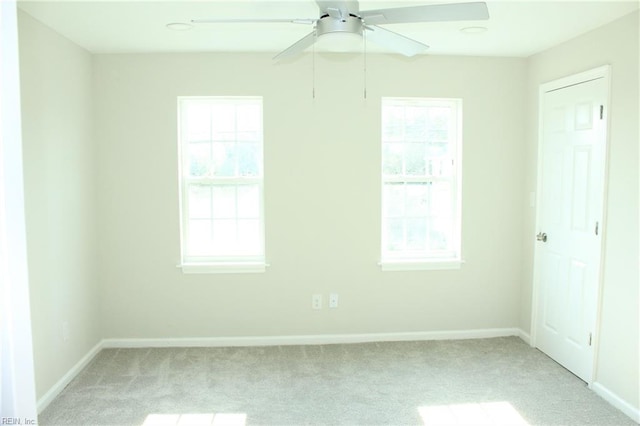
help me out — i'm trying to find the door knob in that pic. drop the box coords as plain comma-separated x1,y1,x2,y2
536,232,548,242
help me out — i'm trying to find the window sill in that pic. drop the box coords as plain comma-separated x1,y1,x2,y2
178,262,269,274
379,259,464,271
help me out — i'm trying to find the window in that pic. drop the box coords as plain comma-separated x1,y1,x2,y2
178,97,265,273
381,98,462,270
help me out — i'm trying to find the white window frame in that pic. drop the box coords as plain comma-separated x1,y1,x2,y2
177,96,266,274
380,97,463,271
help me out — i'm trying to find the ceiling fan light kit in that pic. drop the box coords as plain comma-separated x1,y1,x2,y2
315,32,363,52
316,14,362,37
191,0,490,59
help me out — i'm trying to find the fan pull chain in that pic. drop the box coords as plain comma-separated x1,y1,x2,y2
363,29,367,99
312,32,316,99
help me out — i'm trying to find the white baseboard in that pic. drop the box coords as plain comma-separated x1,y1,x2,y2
37,340,103,414
102,327,523,348
38,328,527,414
591,381,640,423
516,329,532,345
36,328,639,424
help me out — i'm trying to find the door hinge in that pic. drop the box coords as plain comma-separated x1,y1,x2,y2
599,105,604,120
589,332,593,346
595,221,599,236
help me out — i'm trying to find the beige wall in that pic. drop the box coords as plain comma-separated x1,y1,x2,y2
19,6,637,417
522,11,639,412
18,11,101,401
93,53,526,339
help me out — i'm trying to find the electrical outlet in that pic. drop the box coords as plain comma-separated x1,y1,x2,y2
312,294,322,310
329,293,339,308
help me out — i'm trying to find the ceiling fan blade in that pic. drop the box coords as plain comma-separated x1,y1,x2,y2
316,0,360,16
361,2,489,25
365,25,429,57
192,18,315,25
273,31,317,61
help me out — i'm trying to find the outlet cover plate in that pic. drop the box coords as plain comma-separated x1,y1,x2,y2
329,293,339,308
312,294,322,310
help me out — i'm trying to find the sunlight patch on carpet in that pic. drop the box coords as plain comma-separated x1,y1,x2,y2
419,401,529,425
141,412,246,426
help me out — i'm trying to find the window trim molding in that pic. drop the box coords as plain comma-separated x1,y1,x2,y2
380,97,463,266
177,96,265,272
178,262,269,274
379,259,464,271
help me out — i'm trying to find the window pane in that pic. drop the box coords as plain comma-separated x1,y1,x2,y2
428,128,448,141
429,216,452,251
236,104,261,132
237,132,260,142
404,106,428,140
430,182,452,217
188,185,211,219
405,183,429,216
185,103,210,141
237,142,260,176
382,144,403,176
427,142,450,158
237,185,260,218
212,142,236,177
187,219,212,255
427,157,453,177
405,143,427,175
382,105,404,141
406,218,427,250
428,107,451,130
383,183,405,217
212,219,236,252
427,107,451,142
188,143,211,177
237,219,260,253
211,104,235,140
212,186,236,219
385,218,405,252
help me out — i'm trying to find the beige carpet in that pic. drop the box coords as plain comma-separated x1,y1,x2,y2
39,337,634,425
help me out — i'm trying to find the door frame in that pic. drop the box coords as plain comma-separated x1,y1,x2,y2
530,64,611,386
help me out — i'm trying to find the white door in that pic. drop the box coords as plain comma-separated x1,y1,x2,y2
534,68,609,383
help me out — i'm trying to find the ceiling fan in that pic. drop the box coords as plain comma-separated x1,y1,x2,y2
192,1,489,60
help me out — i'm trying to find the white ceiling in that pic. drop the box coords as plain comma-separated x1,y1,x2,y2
17,0,640,57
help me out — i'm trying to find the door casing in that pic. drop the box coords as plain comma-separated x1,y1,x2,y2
530,64,611,386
